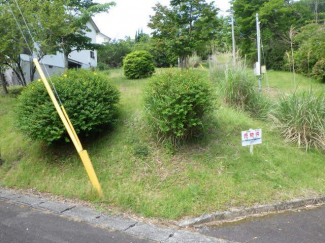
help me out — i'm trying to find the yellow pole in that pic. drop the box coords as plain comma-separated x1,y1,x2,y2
61,105,82,151
33,58,103,197
33,59,82,152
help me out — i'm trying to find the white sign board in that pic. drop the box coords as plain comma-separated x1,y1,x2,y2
242,129,262,147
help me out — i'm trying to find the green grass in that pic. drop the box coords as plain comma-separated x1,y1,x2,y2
0,69,324,220
263,70,323,96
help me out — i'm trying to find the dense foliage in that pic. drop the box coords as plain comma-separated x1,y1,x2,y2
98,34,178,69
231,0,320,70
0,0,114,84
312,58,325,82
149,0,220,68
16,69,120,144
123,50,155,79
294,23,325,75
145,70,213,144
98,39,132,68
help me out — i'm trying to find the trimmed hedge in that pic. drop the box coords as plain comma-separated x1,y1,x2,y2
145,70,213,145
123,50,155,79
16,69,120,144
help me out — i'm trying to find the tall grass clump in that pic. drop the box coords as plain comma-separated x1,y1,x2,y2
144,70,214,146
208,54,227,82
270,92,325,151
219,66,271,119
188,52,202,68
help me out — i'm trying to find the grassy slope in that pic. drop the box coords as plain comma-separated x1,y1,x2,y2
0,69,324,220
265,70,324,95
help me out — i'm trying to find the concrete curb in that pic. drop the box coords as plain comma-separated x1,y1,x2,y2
178,196,325,227
0,188,237,243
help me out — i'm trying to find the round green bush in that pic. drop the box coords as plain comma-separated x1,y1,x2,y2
16,69,120,144
312,58,325,82
123,50,155,79
145,70,214,144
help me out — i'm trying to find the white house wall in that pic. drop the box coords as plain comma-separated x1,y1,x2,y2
97,33,110,44
6,20,100,85
69,22,98,69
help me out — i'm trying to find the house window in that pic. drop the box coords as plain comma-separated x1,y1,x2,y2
90,51,95,59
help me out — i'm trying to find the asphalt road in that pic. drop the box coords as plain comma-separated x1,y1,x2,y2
199,205,325,243
0,199,152,243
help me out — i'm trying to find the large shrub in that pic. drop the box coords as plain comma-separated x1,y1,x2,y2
16,69,120,144
145,70,213,145
219,67,271,119
123,50,155,79
270,92,325,151
312,58,325,83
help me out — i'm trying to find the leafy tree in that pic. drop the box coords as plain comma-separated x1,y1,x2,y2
0,0,35,86
97,38,132,68
135,29,150,43
294,23,325,75
0,0,115,86
231,0,316,70
148,0,220,68
0,66,9,94
36,0,115,69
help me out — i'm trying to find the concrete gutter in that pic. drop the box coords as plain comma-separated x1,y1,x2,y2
0,188,237,243
178,196,325,227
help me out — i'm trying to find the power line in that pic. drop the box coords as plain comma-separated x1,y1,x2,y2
8,0,63,105
6,1,33,54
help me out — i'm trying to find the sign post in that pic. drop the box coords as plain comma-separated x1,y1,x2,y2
256,13,262,92
242,129,262,155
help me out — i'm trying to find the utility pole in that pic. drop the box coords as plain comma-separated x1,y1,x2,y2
256,13,262,91
315,0,319,23
231,15,236,66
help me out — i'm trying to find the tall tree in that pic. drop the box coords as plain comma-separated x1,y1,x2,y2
148,0,220,68
0,0,115,85
0,66,9,94
97,38,132,68
35,0,115,69
231,0,316,70
294,23,325,74
0,0,35,86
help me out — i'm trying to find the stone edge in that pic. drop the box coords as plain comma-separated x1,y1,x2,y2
0,188,237,243
178,196,325,227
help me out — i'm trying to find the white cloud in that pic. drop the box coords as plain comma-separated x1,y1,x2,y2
93,0,230,40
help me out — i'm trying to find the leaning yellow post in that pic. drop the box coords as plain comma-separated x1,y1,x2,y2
33,58,103,197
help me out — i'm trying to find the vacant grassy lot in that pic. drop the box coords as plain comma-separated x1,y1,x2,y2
0,68,324,220
264,70,323,95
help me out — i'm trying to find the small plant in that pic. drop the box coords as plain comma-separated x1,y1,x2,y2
188,53,202,68
145,70,214,145
208,54,227,83
220,67,270,119
133,144,150,158
16,69,120,145
270,92,325,151
123,50,155,79
312,58,325,82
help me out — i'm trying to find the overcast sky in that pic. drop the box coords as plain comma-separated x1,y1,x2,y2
93,0,231,40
